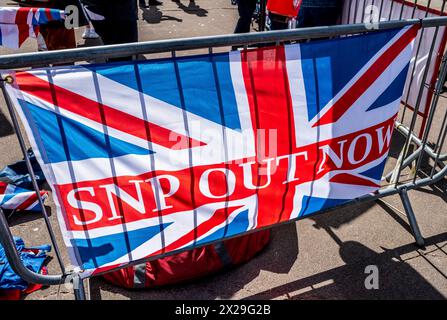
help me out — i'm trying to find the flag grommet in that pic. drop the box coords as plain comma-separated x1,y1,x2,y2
2,75,14,84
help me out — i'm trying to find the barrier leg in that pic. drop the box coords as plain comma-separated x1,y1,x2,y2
73,274,87,300
0,209,65,286
399,188,425,248
0,80,66,275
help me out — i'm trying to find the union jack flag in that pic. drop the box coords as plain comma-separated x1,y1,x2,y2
0,7,65,49
3,25,418,276
0,182,47,212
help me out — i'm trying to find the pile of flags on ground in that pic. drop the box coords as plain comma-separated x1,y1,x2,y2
0,237,50,300
0,7,65,49
0,150,47,212
0,152,50,299
0,182,47,212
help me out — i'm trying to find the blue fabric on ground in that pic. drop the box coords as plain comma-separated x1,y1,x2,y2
0,237,50,290
0,149,45,190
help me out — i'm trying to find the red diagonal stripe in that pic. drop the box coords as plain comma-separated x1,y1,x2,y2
313,24,420,127
15,72,205,150
16,191,47,211
151,205,243,256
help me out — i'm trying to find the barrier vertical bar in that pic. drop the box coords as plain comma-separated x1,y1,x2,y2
354,0,360,23
347,0,352,24
379,0,385,19
0,79,66,275
361,0,367,22
412,49,447,182
397,22,441,180
395,24,438,185
259,0,267,32
399,0,407,19
72,274,87,300
209,47,231,238
430,106,447,178
400,1,433,124
132,61,167,255
171,50,199,247
388,0,395,21
399,188,425,247
0,208,65,285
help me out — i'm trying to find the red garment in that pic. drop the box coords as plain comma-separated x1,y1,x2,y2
0,266,47,300
0,290,21,300
103,230,271,289
267,0,301,17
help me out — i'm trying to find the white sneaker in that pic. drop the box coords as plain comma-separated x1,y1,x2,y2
82,28,100,39
37,33,48,51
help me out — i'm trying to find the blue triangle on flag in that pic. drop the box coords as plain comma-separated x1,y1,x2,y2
300,28,402,121
21,100,153,164
367,64,410,112
72,222,172,270
299,196,350,217
85,54,242,131
359,158,387,180
194,209,250,247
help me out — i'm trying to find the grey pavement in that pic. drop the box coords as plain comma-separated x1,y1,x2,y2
0,0,446,300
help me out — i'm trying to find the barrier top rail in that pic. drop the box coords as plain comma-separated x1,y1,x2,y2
0,17,446,69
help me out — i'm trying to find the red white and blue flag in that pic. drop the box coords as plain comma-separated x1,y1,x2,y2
0,7,65,49
3,26,418,276
0,182,47,212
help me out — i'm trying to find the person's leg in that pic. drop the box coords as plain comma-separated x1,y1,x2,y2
308,6,342,27
90,19,138,45
269,13,289,30
234,0,257,33
94,20,138,62
296,6,312,28
89,20,109,43
114,20,139,44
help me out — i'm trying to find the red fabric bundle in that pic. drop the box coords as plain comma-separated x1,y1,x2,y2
103,230,271,289
267,0,302,17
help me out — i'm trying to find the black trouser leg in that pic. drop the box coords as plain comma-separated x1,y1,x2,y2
234,0,257,33
90,19,139,61
269,16,288,30
297,6,342,28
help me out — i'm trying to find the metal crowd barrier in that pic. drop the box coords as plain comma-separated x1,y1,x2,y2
0,17,447,300
343,0,447,138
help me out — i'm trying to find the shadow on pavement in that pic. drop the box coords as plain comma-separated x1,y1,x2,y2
0,109,13,138
142,6,183,24
172,0,208,17
243,232,447,300
5,205,53,227
414,165,447,203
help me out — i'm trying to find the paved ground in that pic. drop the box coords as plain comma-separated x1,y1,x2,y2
0,0,446,300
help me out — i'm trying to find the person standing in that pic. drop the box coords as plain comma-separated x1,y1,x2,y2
81,0,138,60
267,0,301,30
234,0,257,34
297,0,343,28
